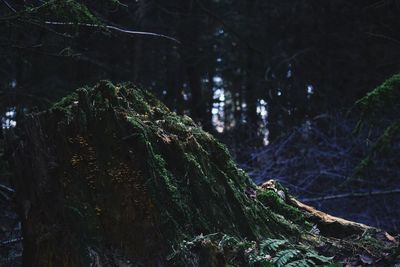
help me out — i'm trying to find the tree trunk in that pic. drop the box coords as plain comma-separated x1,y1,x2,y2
178,0,207,125
243,1,259,126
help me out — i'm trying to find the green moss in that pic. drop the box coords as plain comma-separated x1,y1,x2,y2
355,73,400,125
257,190,306,226
355,121,400,175
52,92,78,110
354,74,400,175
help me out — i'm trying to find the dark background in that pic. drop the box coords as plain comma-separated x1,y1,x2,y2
1,2,400,260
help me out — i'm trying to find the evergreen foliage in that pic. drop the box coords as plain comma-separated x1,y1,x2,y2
355,74,400,175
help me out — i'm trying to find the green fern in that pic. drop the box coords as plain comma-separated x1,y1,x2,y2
260,238,288,253
273,249,300,267
305,251,334,264
219,234,241,248
286,259,315,267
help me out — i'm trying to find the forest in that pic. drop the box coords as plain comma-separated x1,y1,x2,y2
0,0,399,266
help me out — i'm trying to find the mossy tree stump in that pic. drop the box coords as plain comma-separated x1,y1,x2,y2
8,81,399,266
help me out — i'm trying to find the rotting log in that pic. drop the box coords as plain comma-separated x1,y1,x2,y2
8,81,399,266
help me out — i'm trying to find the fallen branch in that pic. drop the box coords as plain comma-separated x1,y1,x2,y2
290,197,372,236
300,189,400,202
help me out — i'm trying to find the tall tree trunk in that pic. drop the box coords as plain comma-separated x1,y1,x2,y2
165,46,184,114
178,0,206,125
244,0,258,126
244,48,258,125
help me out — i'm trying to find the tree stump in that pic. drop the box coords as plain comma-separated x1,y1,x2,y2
8,81,399,266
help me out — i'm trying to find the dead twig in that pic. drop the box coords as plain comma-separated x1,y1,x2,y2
0,238,23,247
0,184,14,194
1,0,16,13
0,184,14,201
44,21,181,44
366,32,400,47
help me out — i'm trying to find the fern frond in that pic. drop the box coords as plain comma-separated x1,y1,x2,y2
286,259,315,267
273,249,299,267
260,238,288,253
305,251,334,264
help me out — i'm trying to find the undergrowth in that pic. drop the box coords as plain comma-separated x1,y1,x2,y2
168,233,337,266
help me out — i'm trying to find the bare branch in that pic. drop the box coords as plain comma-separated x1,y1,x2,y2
0,238,23,247
44,21,181,44
0,183,14,194
301,189,400,202
1,0,16,13
366,32,400,47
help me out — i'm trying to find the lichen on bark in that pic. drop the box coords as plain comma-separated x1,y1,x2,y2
9,81,399,266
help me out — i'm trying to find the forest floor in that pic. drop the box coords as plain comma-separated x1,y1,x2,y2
225,115,400,234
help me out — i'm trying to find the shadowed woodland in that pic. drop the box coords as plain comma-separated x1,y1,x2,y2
0,0,400,266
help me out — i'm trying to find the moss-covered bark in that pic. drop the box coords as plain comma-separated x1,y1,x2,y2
9,81,399,266
354,73,400,176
